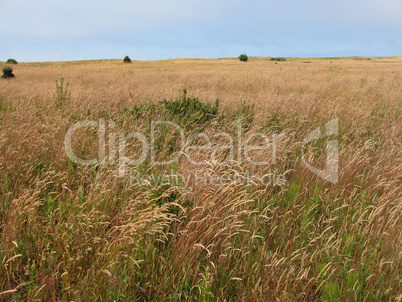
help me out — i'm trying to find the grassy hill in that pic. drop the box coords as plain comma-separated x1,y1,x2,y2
0,57,401,301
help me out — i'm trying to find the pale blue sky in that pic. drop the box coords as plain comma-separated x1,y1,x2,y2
1,0,401,62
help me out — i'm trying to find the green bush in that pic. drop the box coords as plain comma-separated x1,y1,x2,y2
54,78,71,106
238,54,248,62
270,57,286,61
123,56,132,63
1,67,15,79
162,89,220,127
6,58,17,64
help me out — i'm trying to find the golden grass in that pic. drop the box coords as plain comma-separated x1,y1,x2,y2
0,56,401,301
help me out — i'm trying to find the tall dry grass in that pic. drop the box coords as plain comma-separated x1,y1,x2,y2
0,56,401,301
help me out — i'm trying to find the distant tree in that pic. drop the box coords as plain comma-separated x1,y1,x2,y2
123,56,132,63
238,54,248,62
2,67,15,79
6,58,17,64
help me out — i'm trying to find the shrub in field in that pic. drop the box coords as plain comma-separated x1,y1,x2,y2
123,56,132,63
270,57,286,61
6,58,17,64
162,88,220,127
54,77,71,106
238,54,248,62
1,67,15,79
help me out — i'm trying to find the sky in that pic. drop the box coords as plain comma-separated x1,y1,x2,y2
0,0,401,62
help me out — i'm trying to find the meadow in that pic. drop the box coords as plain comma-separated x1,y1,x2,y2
0,56,401,301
